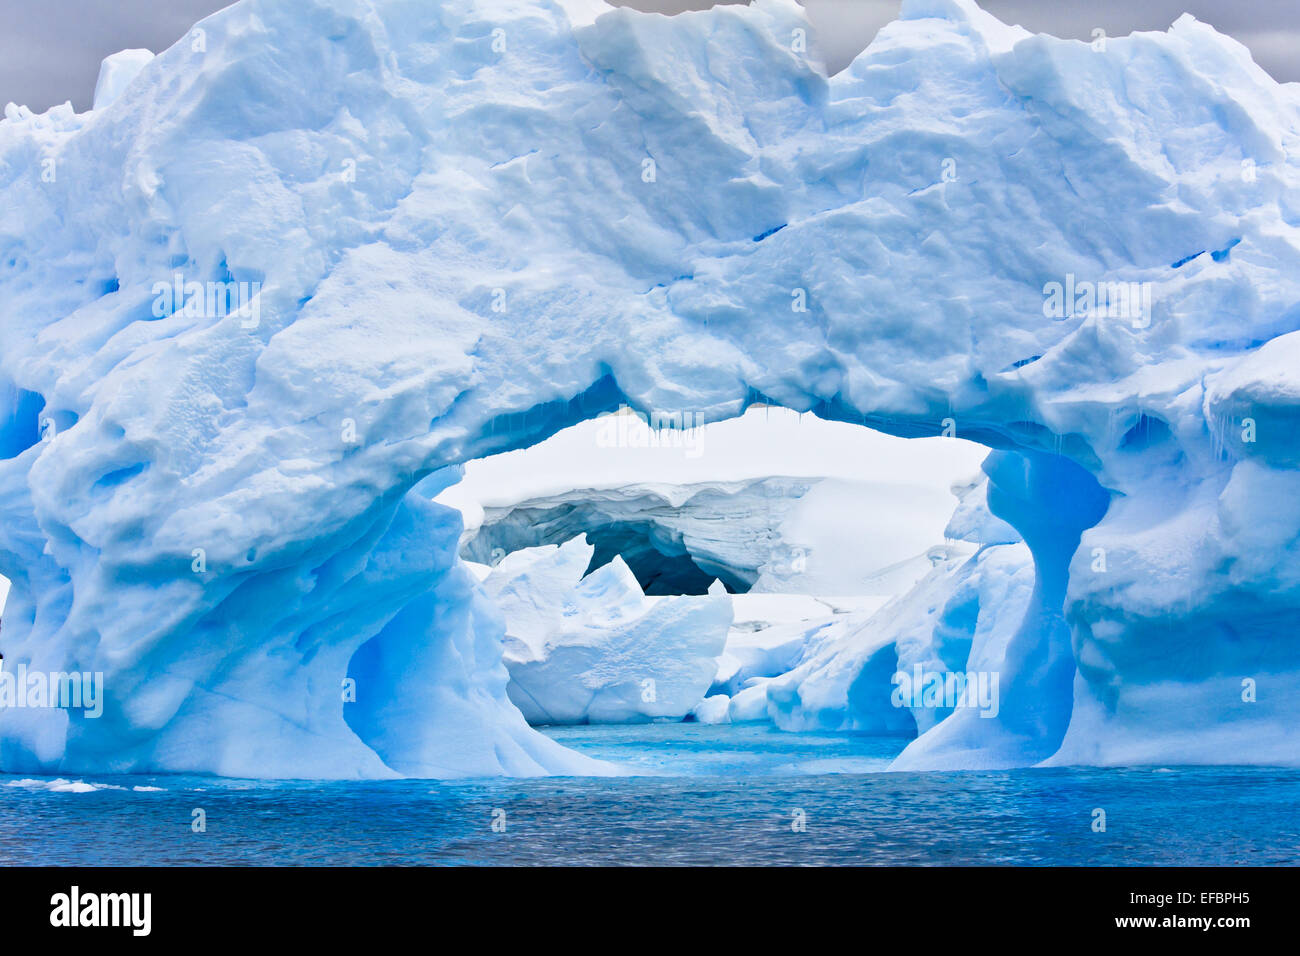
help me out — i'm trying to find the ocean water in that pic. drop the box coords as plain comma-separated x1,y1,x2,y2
1,723,1296,866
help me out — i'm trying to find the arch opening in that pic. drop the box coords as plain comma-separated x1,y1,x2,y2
373,400,1114,774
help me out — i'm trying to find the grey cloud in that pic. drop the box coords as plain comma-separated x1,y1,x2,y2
0,0,232,112
803,0,1299,77
0,0,1295,113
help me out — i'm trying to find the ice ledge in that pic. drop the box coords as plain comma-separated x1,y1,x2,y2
92,49,155,111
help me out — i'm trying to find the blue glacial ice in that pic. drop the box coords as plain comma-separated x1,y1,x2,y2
477,534,733,723
1,0,1299,776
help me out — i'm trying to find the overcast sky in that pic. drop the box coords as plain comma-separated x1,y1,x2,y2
1,0,1296,113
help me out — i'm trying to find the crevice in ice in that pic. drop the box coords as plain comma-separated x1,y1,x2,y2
1211,237,1241,262
1000,355,1042,372
1118,414,1171,452
1171,250,1205,269
0,387,46,460
93,462,147,490
89,276,120,297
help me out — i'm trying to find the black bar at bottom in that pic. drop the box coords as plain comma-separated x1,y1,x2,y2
0,866,1283,942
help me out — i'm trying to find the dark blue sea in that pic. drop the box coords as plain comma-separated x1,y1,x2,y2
2,724,1296,865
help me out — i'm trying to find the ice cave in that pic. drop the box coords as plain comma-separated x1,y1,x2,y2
0,0,1298,780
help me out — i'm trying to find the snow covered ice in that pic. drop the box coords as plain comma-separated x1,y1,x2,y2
91,50,156,112
0,0,1298,777
477,534,733,724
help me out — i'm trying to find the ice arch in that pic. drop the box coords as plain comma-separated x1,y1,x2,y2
459,475,828,596
1,0,1298,776
468,507,753,595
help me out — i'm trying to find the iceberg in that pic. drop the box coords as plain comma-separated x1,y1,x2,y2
91,50,156,112
0,0,1298,776
691,694,732,725
737,472,1037,756
480,535,733,724
711,594,858,699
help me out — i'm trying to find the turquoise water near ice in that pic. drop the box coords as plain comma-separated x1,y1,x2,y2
2,723,1296,865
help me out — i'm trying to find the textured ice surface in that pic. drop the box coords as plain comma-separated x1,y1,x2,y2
91,50,156,112
1,0,1299,775
481,535,733,723
711,594,860,699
